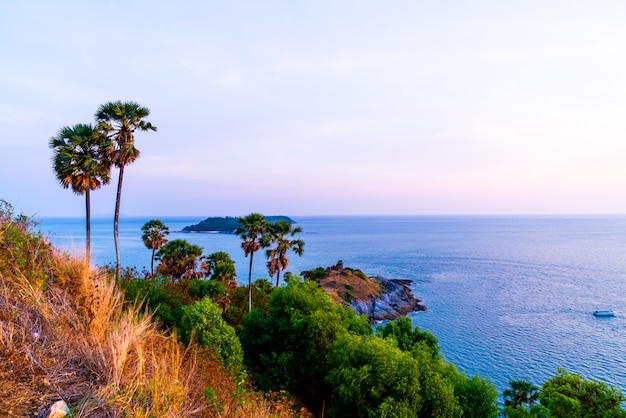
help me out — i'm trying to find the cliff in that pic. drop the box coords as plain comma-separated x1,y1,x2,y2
306,262,425,321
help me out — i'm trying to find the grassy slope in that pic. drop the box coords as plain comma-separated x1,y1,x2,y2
0,211,305,417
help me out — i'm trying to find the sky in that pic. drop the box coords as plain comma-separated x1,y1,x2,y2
2,1,626,217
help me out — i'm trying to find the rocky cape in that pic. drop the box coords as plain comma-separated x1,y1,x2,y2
306,262,425,321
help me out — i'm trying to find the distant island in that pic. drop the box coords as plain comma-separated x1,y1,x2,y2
182,216,295,233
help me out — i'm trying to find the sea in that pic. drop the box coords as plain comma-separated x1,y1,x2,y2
36,215,626,394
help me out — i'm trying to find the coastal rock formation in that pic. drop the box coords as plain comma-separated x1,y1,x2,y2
309,262,425,321
350,276,425,320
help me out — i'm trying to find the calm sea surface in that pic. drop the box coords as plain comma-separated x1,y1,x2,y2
36,215,626,393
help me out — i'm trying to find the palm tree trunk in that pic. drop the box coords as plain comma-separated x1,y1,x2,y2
85,189,91,264
151,248,155,276
275,271,281,288
114,165,124,277
248,252,254,312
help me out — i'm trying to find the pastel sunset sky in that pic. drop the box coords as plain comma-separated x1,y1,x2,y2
2,1,626,216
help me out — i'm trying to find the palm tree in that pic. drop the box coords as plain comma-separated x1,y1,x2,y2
155,239,207,281
95,100,157,277
206,251,237,284
50,124,111,262
141,219,169,276
503,380,540,410
235,213,268,311
261,220,304,287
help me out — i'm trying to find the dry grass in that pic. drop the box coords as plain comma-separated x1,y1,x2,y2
0,210,308,417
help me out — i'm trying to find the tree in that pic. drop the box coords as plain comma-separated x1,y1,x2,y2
155,239,207,281
240,278,370,414
503,380,540,410
206,251,236,283
260,220,304,287
180,297,243,371
452,374,499,418
327,333,423,417
235,213,268,312
95,101,156,276
141,219,169,276
539,369,626,418
50,124,110,261
376,316,439,355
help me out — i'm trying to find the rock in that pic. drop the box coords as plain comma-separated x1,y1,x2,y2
43,400,69,418
349,276,425,321
315,262,425,321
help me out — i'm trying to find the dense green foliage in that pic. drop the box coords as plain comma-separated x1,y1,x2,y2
114,221,626,417
183,216,294,232
180,297,243,371
501,371,626,418
540,369,626,417
239,277,499,417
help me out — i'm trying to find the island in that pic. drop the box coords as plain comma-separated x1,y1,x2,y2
303,261,425,321
182,216,295,233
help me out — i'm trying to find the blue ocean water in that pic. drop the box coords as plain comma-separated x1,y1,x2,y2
36,215,626,394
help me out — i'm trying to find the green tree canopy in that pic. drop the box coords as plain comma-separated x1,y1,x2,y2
155,239,207,281
539,369,626,418
206,251,236,283
180,297,243,371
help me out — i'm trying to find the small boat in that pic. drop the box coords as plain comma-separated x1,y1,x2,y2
593,310,615,317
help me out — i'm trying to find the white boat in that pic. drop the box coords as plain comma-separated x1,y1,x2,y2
593,310,615,317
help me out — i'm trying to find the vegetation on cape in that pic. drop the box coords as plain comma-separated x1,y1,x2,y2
183,215,295,233
3,201,626,416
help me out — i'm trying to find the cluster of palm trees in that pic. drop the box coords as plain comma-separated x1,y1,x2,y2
236,213,304,312
49,101,156,271
140,213,304,313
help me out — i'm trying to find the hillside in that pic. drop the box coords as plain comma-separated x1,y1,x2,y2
182,216,295,233
0,207,304,417
305,261,425,320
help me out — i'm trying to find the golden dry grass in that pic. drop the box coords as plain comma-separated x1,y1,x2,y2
0,211,308,417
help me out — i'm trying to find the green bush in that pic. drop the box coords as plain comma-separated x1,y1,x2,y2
180,297,243,371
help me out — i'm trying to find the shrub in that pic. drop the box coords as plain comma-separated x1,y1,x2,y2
180,297,243,371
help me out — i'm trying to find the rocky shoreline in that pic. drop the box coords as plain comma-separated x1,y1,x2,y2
348,276,426,321
311,262,425,321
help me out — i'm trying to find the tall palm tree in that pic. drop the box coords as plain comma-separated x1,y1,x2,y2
503,380,540,410
50,124,111,261
95,101,156,276
141,219,169,276
261,220,304,287
235,213,268,311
